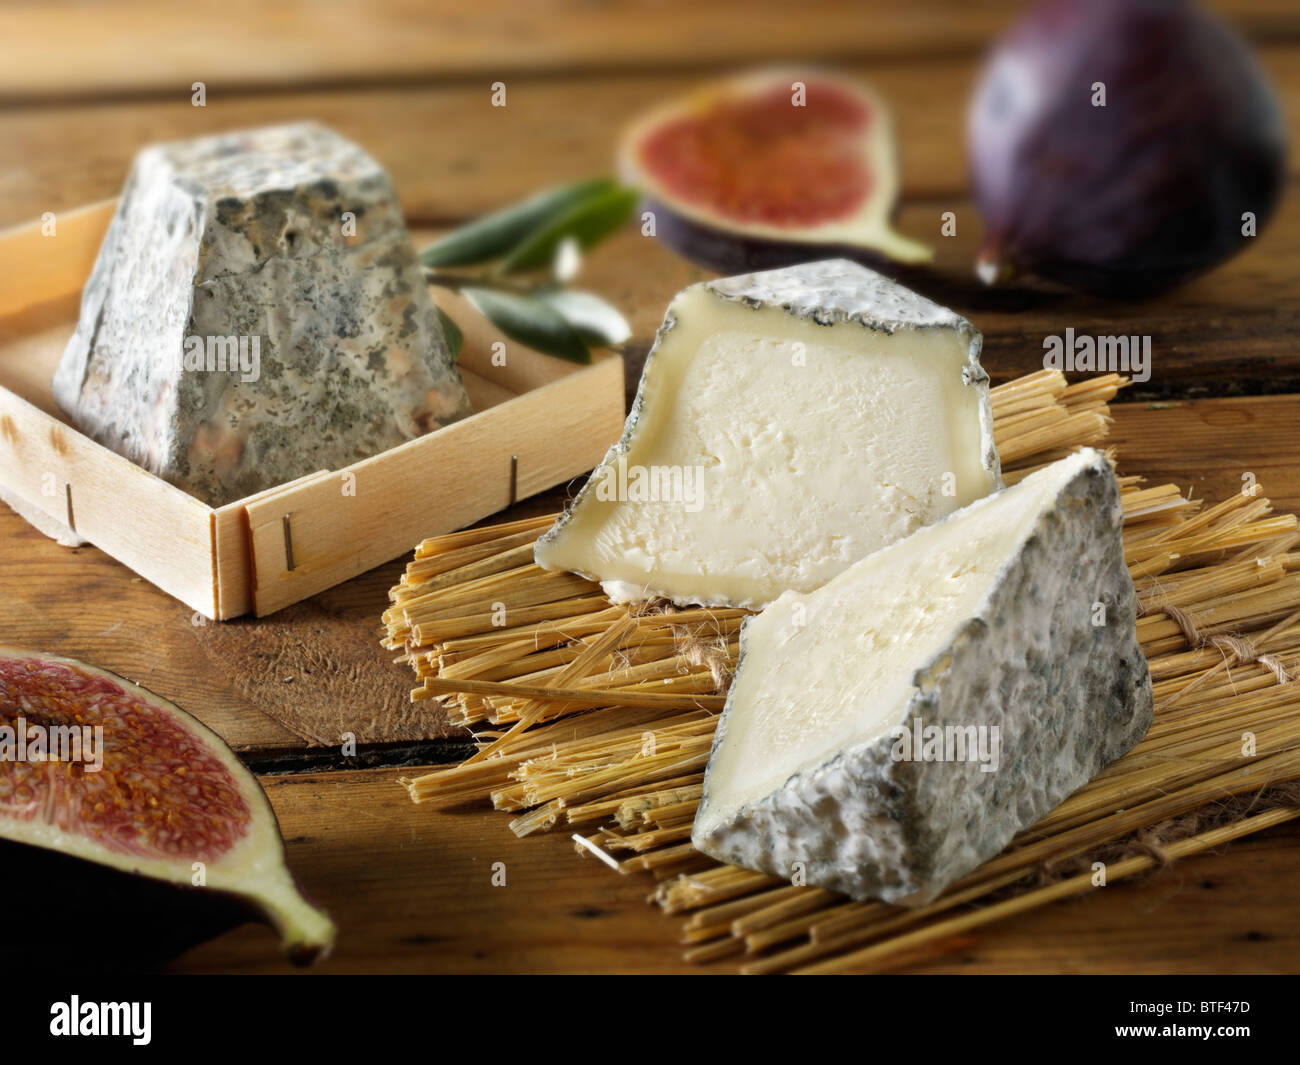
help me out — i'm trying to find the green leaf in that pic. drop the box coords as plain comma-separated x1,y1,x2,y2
435,306,463,361
462,287,592,365
498,185,638,275
536,289,631,347
420,178,621,269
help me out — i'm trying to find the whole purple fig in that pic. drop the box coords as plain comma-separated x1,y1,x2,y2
968,0,1286,297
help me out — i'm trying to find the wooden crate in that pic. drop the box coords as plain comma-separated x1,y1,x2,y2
0,202,625,619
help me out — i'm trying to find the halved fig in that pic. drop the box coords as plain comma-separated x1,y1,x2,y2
621,70,932,275
0,647,334,966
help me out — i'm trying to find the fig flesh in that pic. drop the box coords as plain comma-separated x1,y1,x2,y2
622,70,931,274
0,647,334,965
968,0,1286,297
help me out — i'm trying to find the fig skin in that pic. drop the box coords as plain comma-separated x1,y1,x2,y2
968,0,1287,298
644,195,929,277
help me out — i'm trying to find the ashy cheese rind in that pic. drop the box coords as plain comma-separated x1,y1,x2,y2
534,259,1000,609
692,449,1153,906
52,122,472,507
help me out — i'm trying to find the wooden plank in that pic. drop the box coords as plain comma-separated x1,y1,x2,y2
887,195,1300,399
212,504,252,620
171,766,704,973
2,45,1297,227
0,496,438,751
1110,396,1300,514
2,1,1292,100
243,353,623,615
164,763,1300,973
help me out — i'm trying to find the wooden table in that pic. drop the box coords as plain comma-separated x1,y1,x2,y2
1,0,1297,973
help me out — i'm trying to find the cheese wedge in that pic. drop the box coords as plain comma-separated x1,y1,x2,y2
534,260,1000,609
692,449,1153,905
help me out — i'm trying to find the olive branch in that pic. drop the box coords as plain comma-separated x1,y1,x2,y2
420,178,638,365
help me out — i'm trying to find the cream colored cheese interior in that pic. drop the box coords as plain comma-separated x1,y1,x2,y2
695,452,1088,836
536,286,996,608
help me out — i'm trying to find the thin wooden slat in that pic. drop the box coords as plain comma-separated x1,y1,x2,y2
243,353,623,615
0,386,218,616
0,200,116,317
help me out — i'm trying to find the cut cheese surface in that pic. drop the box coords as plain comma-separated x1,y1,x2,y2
699,454,1059,825
692,449,1153,905
535,260,999,608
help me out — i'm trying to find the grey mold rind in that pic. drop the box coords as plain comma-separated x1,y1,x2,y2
706,258,970,333
52,122,472,508
534,260,1002,598
691,453,1153,905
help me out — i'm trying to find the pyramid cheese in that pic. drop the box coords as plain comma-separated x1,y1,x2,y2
692,449,1153,905
534,260,1000,609
53,122,472,507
